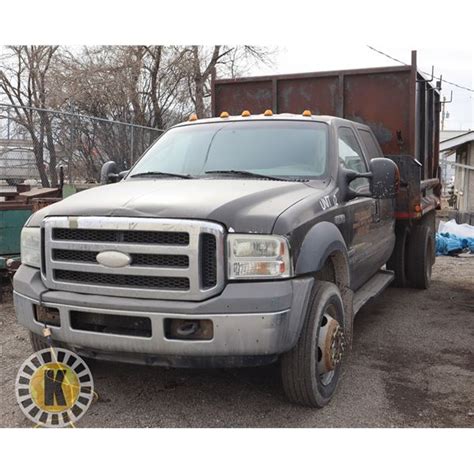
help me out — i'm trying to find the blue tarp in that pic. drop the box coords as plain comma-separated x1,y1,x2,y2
436,232,474,256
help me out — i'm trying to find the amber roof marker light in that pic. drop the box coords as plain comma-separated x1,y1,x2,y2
302,110,312,117
263,109,273,116
220,111,229,118
241,110,251,117
189,113,198,121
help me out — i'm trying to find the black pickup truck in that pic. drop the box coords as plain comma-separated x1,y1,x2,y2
14,54,440,408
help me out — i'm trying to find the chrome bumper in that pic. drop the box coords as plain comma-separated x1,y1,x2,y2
15,291,291,356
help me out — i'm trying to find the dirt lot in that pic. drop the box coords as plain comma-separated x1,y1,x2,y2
1,256,473,428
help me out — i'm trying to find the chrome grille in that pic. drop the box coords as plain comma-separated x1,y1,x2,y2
52,249,190,267
42,217,225,300
52,227,189,245
53,270,190,290
200,233,217,289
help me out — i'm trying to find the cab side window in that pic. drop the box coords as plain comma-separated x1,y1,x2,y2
338,127,369,192
358,129,383,159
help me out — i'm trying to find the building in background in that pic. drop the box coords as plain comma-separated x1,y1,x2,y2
439,131,466,187
440,130,474,224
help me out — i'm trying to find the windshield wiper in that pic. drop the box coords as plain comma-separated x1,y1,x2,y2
129,171,194,179
205,169,292,181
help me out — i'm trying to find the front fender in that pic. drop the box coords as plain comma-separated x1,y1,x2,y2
294,221,348,276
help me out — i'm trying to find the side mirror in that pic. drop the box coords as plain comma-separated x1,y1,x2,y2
339,157,399,201
100,161,118,184
100,162,129,184
368,157,399,199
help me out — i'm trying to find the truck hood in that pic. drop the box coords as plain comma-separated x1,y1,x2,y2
29,178,324,233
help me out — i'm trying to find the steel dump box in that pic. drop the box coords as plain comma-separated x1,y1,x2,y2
212,51,441,217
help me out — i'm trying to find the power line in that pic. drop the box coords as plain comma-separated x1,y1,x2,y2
367,45,474,93
0,102,164,132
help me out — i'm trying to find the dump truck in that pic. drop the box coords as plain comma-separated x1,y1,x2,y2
13,51,440,408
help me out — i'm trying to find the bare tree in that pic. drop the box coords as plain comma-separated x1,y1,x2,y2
183,45,276,118
222,46,277,79
0,46,60,186
190,46,227,117
0,45,277,184
56,46,189,167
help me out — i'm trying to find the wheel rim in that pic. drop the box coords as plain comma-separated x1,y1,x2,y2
317,304,346,386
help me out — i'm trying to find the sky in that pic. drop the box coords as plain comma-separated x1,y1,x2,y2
0,2,472,130
251,45,473,131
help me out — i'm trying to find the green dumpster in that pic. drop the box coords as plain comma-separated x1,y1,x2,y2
0,208,32,256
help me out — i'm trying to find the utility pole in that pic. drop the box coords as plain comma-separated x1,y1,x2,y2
440,92,453,131
441,97,445,131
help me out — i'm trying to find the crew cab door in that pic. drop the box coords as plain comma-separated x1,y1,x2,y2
337,126,382,290
357,126,396,270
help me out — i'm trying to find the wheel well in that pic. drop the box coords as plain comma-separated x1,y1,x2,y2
396,209,436,235
315,251,350,291
315,251,353,345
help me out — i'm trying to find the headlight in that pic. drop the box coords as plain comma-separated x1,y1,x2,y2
21,227,41,268
227,234,292,279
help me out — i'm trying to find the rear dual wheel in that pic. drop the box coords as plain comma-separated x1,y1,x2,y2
281,281,347,408
406,225,434,289
387,223,434,289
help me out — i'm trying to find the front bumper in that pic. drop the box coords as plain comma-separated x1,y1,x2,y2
13,265,313,367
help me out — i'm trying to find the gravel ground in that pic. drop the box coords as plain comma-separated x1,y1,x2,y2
1,256,473,428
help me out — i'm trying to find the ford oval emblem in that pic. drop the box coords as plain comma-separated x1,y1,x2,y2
96,250,131,268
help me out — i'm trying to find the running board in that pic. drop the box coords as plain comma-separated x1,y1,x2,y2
353,269,394,316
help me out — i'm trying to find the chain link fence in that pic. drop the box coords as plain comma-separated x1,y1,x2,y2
0,104,163,187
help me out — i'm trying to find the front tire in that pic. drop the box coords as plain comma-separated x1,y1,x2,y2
281,281,347,408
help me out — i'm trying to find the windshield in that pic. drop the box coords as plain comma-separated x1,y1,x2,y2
128,120,328,180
